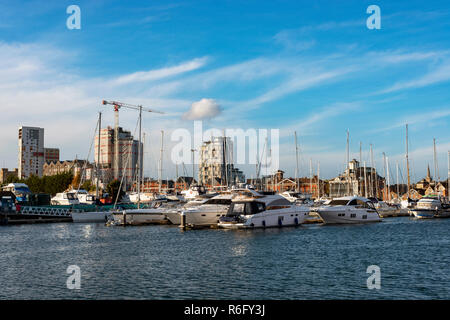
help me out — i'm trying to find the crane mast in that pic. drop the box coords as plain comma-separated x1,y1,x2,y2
101,100,164,207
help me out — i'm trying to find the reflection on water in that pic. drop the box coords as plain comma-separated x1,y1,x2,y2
0,217,449,299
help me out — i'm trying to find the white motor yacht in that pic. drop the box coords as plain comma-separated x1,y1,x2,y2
111,201,168,226
218,189,309,229
51,192,80,206
165,198,208,225
69,189,97,205
127,192,154,203
176,194,232,227
410,196,442,219
314,196,382,224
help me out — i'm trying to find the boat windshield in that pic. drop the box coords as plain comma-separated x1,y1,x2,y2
15,187,31,194
67,193,77,200
205,198,231,205
328,199,349,206
227,202,265,216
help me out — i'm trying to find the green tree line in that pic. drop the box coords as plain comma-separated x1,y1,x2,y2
3,172,74,195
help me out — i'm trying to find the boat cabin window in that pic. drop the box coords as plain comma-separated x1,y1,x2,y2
356,199,375,209
348,199,357,206
205,198,231,205
328,199,349,206
227,202,265,216
67,193,77,200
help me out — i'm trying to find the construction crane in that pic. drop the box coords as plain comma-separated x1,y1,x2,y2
101,99,164,207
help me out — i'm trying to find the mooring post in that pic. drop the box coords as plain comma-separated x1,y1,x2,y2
180,211,186,230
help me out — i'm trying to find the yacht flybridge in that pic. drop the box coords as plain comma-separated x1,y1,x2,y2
313,196,382,224
218,189,309,229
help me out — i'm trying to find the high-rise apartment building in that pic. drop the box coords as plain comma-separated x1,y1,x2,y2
18,126,45,178
44,148,60,163
94,126,142,187
198,136,245,187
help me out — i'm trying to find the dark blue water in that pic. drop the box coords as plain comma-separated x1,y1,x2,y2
1,217,449,299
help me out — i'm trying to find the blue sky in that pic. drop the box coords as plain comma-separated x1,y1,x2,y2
0,0,449,181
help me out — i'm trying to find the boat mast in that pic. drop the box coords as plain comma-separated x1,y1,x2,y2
309,158,312,198
406,124,411,198
137,106,142,208
317,161,320,198
159,130,164,193
359,141,362,196
295,131,299,193
396,160,400,200
96,111,101,199
382,152,387,200
433,138,440,191
175,162,178,193
346,129,350,196
364,161,368,198
386,156,390,202
370,144,377,198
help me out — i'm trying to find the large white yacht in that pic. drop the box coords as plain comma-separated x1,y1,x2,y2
175,194,233,227
410,196,443,219
314,196,382,224
218,189,309,229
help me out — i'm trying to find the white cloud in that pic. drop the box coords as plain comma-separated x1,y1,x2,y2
112,57,208,85
182,98,221,120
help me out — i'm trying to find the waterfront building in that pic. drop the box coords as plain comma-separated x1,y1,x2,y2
44,148,60,163
249,170,324,196
18,126,45,179
198,136,245,187
329,159,384,198
43,160,94,180
94,126,143,188
0,168,18,184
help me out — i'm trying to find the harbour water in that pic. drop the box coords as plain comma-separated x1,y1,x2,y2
1,217,449,300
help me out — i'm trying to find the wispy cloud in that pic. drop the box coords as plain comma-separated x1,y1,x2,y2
280,102,362,137
112,57,208,85
381,61,450,93
367,107,450,134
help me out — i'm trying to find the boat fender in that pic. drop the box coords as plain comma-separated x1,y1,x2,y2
294,217,299,225
262,220,266,227
278,217,282,227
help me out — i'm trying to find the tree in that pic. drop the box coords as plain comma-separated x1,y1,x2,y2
107,179,124,202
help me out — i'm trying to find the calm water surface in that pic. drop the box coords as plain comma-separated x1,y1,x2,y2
1,217,449,299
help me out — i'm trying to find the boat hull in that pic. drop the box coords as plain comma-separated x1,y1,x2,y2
219,209,308,229
316,209,382,224
112,210,167,226
411,209,438,219
71,211,111,223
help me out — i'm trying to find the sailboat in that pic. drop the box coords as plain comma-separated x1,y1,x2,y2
72,112,113,223
111,104,167,226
